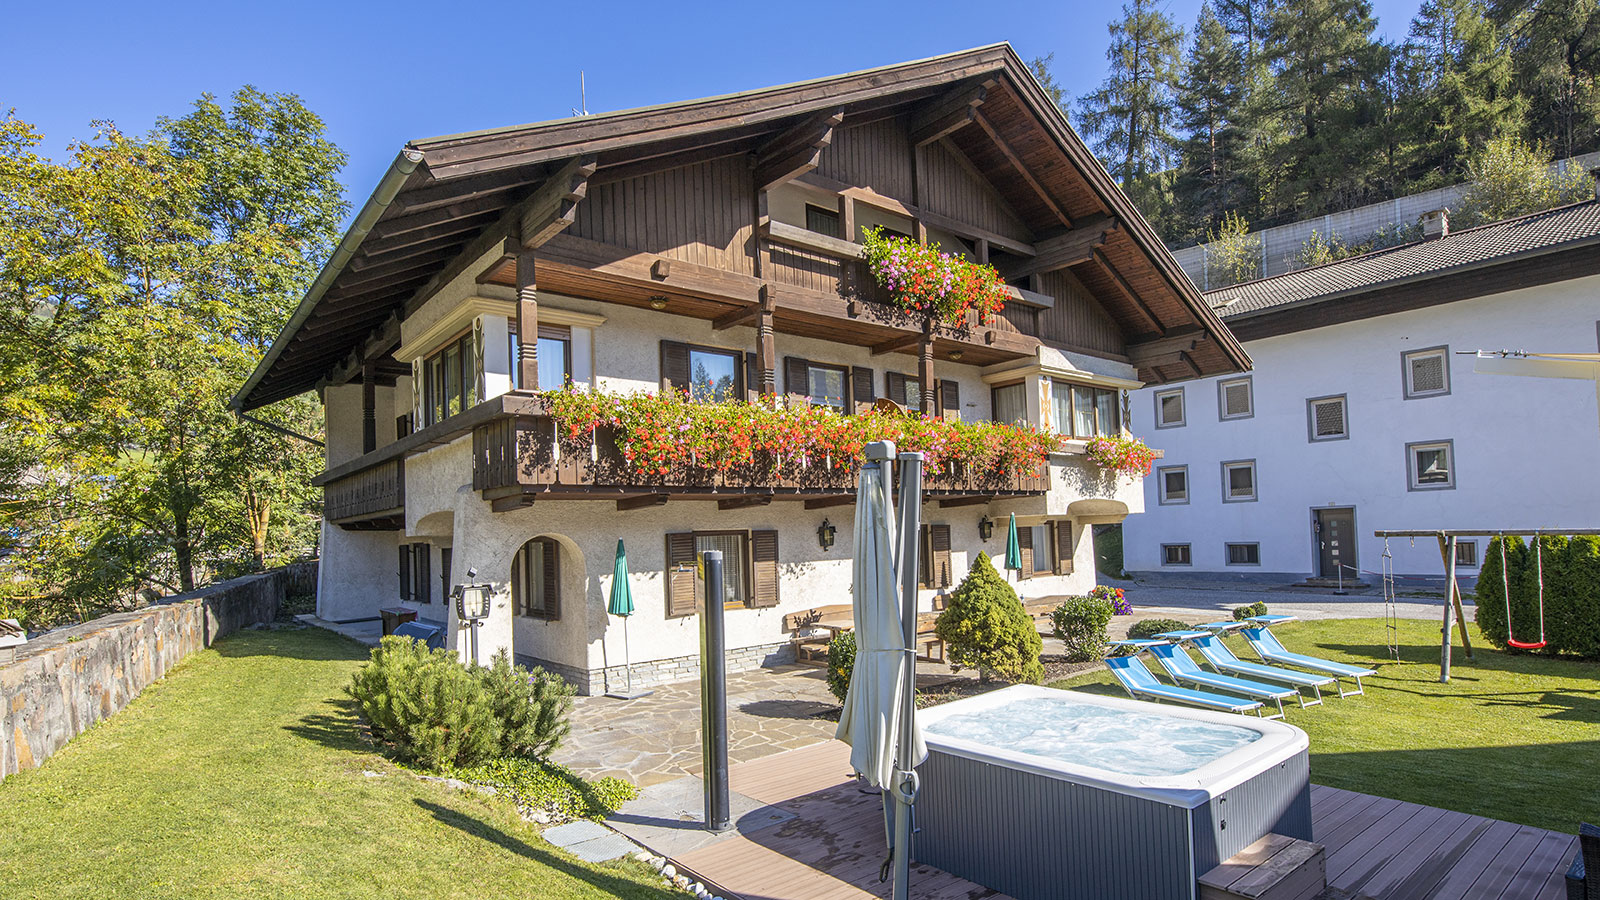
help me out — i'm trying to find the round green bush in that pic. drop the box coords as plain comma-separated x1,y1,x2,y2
1231,601,1269,621
935,553,1043,684
826,629,857,703
1050,596,1115,662
1127,618,1190,640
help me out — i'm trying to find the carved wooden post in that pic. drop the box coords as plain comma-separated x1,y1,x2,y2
516,249,538,390
919,322,936,417
756,285,776,395
361,360,377,454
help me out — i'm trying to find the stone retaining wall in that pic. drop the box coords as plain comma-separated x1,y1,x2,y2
0,561,318,779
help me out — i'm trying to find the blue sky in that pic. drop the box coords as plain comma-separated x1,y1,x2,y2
4,0,1422,212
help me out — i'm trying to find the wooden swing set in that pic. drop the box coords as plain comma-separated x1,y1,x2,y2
1372,528,1600,683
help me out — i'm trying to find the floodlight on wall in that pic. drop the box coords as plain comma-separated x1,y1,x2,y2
978,515,994,542
817,518,837,551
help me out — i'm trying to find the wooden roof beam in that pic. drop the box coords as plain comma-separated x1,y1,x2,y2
754,108,844,191
971,109,1073,228
519,155,597,249
871,333,925,356
803,495,856,510
1092,247,1165,335
711,284,772,330
391,167,548,216
616,494,669,511
908,80,991,146
319,313,405,388
1004,215,1116,279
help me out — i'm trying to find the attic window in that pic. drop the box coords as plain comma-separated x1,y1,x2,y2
1404,347,1450,398
1219,377,1253,420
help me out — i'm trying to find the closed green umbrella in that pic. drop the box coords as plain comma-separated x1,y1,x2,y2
608,539,634,616
605,540,650,699
1005,513,1023,572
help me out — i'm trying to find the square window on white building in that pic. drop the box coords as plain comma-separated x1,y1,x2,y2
1154,388,1185,428
1407,440,1456,490
1403,346,1450,398
1226,543,1261,565
1307,394,1349,441
1158,466,1188,504
1162,543,1192,566
1218,376,1253,420
1222,460,1257,502
1455,540,1478,568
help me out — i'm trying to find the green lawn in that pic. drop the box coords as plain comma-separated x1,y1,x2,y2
1049,618,1600,834
0,627,673,900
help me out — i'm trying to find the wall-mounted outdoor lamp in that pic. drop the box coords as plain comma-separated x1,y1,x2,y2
648,295,669,310
978,515,994,542
817,518,837,551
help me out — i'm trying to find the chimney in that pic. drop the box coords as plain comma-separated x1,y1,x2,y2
1421,208,1449,240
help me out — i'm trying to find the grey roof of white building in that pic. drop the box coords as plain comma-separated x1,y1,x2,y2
1205,200,1600,318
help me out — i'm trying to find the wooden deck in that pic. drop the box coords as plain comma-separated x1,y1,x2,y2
670,741,1578,900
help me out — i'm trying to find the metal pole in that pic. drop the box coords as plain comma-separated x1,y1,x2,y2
1439,535,1457,684
891,452,924,900
699,550,731,833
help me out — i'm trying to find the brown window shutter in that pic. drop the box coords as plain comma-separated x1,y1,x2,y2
784,356,811,402
542,539,561,621
665,532,698,617
887,372,908,407
1017,526,1034,579
414,546,431,604
750,530,780,607
744,352,761,400
660,341,690,394
941,379,961,422
852,367,875,413
398,545,411,602
1053,522,1075,575
931,524,952,588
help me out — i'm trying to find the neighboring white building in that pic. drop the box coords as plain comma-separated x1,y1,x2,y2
233,46,1248,694
1126,202,1600,583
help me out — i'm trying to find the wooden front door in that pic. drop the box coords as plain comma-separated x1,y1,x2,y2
1315,508,1356,578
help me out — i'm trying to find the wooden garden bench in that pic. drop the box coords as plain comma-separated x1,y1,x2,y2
785,598,948,666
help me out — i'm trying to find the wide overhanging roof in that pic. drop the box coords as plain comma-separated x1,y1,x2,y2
234,43,1249,411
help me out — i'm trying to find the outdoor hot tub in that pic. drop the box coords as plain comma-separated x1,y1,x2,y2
915,684,1311,900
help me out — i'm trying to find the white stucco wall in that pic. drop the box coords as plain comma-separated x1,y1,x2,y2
1124,272,1600,579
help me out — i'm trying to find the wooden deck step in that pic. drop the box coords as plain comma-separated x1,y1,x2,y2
1200,834,1327,900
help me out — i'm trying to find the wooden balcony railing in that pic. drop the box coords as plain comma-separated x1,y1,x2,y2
322,458,405,527
471,411,1051,505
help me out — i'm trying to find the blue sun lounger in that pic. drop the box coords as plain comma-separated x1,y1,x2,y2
1144,640,1298,719
1167,630,1334,706
1240,626,1376,697
1103,641,1264,716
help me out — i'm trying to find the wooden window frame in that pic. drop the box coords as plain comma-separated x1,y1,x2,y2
1218,376,1254,421
509,323,574,391
1225,542,1261,566
991,380,1028,426
398,543,431,604
662,340,747,402
1406,439,1456,491
918,523,953,589
1306,394,1349,442
664,529,779,615
1053,380,1122,439
1402,346,1451,399
805,203,841,239
1154,387,1186,429
1157,465,1189,505
1221,459,1258,503
1162,543,1192,566
787,357,851,412
512,537,561,620
420,329,476,428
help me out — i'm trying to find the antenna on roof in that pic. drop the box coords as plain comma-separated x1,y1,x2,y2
572,71,590,117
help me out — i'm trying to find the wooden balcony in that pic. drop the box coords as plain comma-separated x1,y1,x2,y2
471,404,1050,512
322,458,405,530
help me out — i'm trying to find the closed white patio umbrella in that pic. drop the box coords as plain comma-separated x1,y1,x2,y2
835,440,926,899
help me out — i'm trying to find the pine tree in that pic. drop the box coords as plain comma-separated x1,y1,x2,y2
1175,4,1248,240
1261,0,1389,217
1029,53,1070,116
1214,0,1273,75
1074,0,1185,189
1401,0,1522,186
1488,0,1600,157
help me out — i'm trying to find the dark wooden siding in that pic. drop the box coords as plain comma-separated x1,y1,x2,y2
1035,268,1126,354
919,140,1031,242
815,117,914,202
569,155,754,274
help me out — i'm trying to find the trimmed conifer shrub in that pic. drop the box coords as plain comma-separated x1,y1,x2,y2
826,629,856,703
478,650,573,759
1051,596,1115,662
1476,534,1600,657
935,553,1044,684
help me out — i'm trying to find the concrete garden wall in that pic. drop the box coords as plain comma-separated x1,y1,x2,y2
0,561,317,780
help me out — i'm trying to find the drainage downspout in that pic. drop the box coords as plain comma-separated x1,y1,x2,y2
231,148,426,411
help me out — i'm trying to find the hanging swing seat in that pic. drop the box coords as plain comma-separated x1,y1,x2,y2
1498,532,1549,651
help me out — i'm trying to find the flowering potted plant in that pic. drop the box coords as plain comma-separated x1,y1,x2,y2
1087,584,1131,616
1083,434,1156,479
859,225,1008,326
